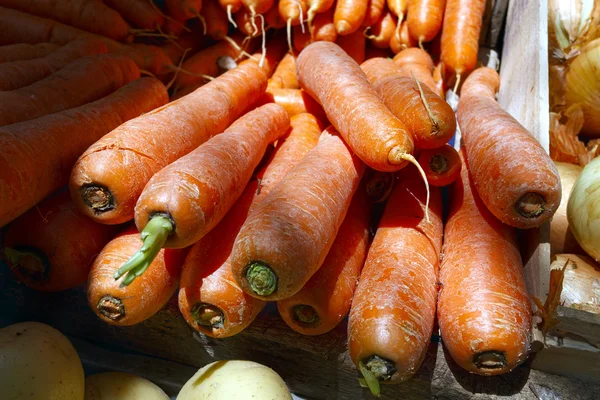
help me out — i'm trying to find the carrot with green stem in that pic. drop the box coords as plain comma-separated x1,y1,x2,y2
179,113,322,337
267,52,299,90
364,10,396,49
457,67,561,228
336,29,366,63
334,0,368,35
0,77,167,229
393,47,438,95
105,0,166,31
438,148,532,375
0,43,59,63
407,0,446,46
417,144,461,186
349,166,443,393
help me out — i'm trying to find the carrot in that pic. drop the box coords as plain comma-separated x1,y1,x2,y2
0,0,132,42
392,47,437,95
293,24,312,52
267,53,299,90
365,43,394,59
159,31,211,65
277,184,370,335
219,0,243,26
87,225,185,326
235,7,264,36
105,0,166,30
348,166,443,393
258,88,328,122
297,41,415,172
0,54,139,127
407,0,445,45
265,1,287,28
361,0,385,27
365,10,396,49
163,16,188,36
0,78,167,229
0,38,107,91
334,0,368,35
280,0,308,50
438,148,532,375
242,0,274,14
418,144,461,186
365,170,395,202
200,0,230,39
440,0,486,88
457,67,561,228
361,57,455,149
387,0,407,20
433,61,446,97
179,113,322,337
0,42,59,63
165,0,203,21
336,29,366,63
306,0,335,26
2,189,120,293
312,8,337,42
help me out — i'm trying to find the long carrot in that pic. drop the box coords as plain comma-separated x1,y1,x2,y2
297,41,414,172
418,144,461,186
440,0,486,88
348,166,443,394
277,184,370,335
438,148,532,375
361,57,455,149
0,38,107,91
0,0,132,42
336,29,366,63
267,53,299,90
231,126,366,300
361,0,385,27
0,78,167,229
165,0,203,21
392,47,438,95
105,0,166,30
0,54,139,127
200,0,230,39
365,10,396,49
179,113,322,337
334,0,368,35
407,0,446,45
2,189,120,292
312,8,337,42
457,67,561,228
258,88,328,122
0,42,59,63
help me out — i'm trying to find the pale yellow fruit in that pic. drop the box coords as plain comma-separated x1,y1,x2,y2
85,372,169,399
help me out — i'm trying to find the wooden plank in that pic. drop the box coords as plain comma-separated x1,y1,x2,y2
531,336,600,384
553,306,600,347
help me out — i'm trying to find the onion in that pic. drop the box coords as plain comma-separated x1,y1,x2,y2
567,156,600,260
551,254,600,315
551,162,584,255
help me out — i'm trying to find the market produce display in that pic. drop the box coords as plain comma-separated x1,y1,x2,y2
3,0,597,398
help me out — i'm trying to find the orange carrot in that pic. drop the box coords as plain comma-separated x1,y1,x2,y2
360,57,456,149
87,225,186,326
387,0,407,20
336,29,366,63
365,10,396,49
293,24,312,51
0,38,107,91
2,189,120,292
159,31,211,65
306,0,335,26
0,42,59,63
433,61,446,97
179,113,322,337
349,166,443,393
312,8,337,42
361,0,385,27
438,148,532,375
297,41,415,172
365,44,394,59
457,67,561,228
407,0,445,45
165,0,203,21
231,126,366,300
0,54,139,127
277,184,370,335
393,47,437,95
365,170,395,202
235,6,266,36
279,0,308,28
418,144,461,186
334,0,368,35
265,1,287,28
258,88,328,122
219,0,243,26
201,0,230,39
0,78,167,229
105,0,166,30
440,0,486,87
162,15,188,36
267,52,299,90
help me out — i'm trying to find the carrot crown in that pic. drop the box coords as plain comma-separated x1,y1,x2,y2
245,261,278,296
3,246,49,282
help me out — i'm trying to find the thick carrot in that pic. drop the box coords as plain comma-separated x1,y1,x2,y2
258,88,328,122
361,0,385,27
70,45,283,225
387,0,407,20
440,0,486,85
0,0,132,42
105,0,166,30
312,8,337,42
0,54,139,127
267,53,299,90
165,0,203,21
348,166,443,393
0,38,107,91
2,189,120,292
418,144,461,186
179,113,322,337
201,0,230,39
0,78,167,229
334,0,368,35
361,57,455,149
438,148,532,375
306,0,335,26
278,185,370,335
336,29,366,63
393,47,437,95
457,67,561,228
365,10,396,49
0,42,59,63
87,225,186,326
297,41,414,172
231,126,366,300
407,0,445,45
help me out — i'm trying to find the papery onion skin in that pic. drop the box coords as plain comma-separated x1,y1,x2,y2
552,162,584,255
567,156,600,261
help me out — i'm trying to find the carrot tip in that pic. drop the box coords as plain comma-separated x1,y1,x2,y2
81,184,115,214
335,21,352,36
3,246,48,282
358,356,396,396
191,302,225,329
97,295,125,321
245,261,277,296
517,193,546,218
429,154,449,174
293,305,319,324
473,351,508,370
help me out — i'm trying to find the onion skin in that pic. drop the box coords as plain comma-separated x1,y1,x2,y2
567,156,600,261
551,161,584,255
552,254,600,315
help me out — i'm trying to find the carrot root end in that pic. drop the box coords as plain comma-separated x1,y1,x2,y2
245,261,277,296
293,305,320,325
97,295,125,321
517,193,546,218
429,154,449,174
358,356,396,396
81,184,115,214
3,246,49,282
473,351,508,370
191,302,225,329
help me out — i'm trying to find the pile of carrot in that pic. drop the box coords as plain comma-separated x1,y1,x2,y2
0,0,563,396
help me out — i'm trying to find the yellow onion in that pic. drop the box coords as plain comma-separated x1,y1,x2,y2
551,162,584,255
551,254,600,315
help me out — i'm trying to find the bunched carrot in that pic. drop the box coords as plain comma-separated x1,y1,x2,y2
387,0,407,19
312,8,337,42
219,0,243,26
306,0,335,26
105,0,166,30
349,166,443,393
433,61,446,97
266,1,287,28
88,225,186,326
0,78,168,229
361,0,385,27
165,0,203,21
457,67,561,228
0,42,59,63
418,144,461,186
159,31,211,65
201,0,230,39
277,184,370,335
293,24,312,51
267,52,299,90
407,0,446,45
365,45,394,60
393,47,437,96
336,29,366,63
365,10,396,49
258,88,328,122
334,0,368,35
179,113,322,337
438,148,532,375
2,189,119,292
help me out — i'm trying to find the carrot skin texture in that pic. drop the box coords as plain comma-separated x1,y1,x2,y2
407,0,446,43
179,113,322,337
367,10,397,49
0,78,167,229
219,0,243,13
241,0,274,14
361,0,385,27
297,41,414,172
277,186,370,335
387,0,408,18
279,0,308,26
312,8,338,42
334,0,368,35
88,225,185,326
267,53,299,90
231,126,366,301
201,0,230,40
265,2,287,28
0,43,60,63
349,167,443,383
392,48,437,95
159,32,211,65
336,29,366,64
457,67,561,228
105,0,166,30
258,88,328,122
2,189,119,292
418,144,461,187
438,148,532,375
